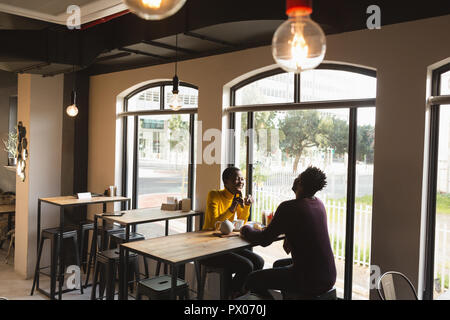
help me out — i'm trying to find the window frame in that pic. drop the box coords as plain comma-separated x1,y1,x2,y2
228,64,377,300
121,81,198,210
423,62,450,300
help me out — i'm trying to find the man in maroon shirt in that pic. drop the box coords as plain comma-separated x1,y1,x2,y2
240,166,336,299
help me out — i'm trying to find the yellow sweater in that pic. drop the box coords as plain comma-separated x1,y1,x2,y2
202,188,251,230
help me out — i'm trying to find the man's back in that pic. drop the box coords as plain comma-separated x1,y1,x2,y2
243,197,336,295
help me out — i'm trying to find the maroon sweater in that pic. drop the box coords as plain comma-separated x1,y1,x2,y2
241,197,336,295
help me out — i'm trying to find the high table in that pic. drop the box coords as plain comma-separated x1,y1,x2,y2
85,207,204,286
118,230,282,300
36,195,130,300
0,204,15,247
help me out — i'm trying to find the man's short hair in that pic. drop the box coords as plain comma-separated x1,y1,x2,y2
298,166,327,196
222,166,240,184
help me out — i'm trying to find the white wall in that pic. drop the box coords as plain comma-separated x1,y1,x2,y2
15,74,64,278
87,15,450,298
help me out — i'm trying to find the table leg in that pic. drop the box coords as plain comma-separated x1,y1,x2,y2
171,265,178,300
57,207,65,300
35,200,42,293
84,215,98,287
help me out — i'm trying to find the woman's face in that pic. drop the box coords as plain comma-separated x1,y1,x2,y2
225,170,245,194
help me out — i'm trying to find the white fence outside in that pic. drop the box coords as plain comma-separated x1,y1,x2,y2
252,184,450,294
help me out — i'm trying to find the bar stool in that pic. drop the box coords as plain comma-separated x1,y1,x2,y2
136,275,189,300
84,225,126,287
30,227,84,297
90,249,140,300
108,231,149,278
196,263,230,300
77,220,94,273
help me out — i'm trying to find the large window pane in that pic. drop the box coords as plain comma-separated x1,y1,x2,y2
234,72,295,106
164,85,199,109
441,70,450,95
352,107,376,300
127,86,161,111
137,114,191,237
249,109,349,299
300,69,376,102
434,105,450,299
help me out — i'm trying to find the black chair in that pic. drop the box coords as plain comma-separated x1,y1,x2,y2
136,275,189,300
377,271,418,300
30,227,84,298
90,249,140,300
196,263,230,300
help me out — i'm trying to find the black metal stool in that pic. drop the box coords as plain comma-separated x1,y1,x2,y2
196,263,229,300
77,220,94,273
85,225,125,287
30,227,84,298
108,232,149,278
90,249,140,300
136,275,189,300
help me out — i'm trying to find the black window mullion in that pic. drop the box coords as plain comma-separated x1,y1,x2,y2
344,107,358,300
423,64,445,300
132,116,139,209
187,114,195,202
160,86,165,110
247,111,254,219
423,104,440,300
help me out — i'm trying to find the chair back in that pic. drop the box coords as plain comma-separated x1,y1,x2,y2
377,271,418,300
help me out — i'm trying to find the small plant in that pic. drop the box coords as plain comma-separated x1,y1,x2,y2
2,129,18,159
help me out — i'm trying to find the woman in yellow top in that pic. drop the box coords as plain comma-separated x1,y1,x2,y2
200,167,264,299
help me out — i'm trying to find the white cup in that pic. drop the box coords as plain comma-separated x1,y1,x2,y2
233,219,244,231
215,220,234,235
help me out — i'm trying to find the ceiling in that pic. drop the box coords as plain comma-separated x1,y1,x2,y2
0,0,449,77
0,0,126,25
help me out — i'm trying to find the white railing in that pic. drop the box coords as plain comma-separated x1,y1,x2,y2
434,223,450,294
252,184,371,267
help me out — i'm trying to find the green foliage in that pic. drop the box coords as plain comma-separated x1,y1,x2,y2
436,193,450,215
2,129,17,158
168,115,189,151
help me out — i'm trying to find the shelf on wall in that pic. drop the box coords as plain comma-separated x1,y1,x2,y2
3,166,16,172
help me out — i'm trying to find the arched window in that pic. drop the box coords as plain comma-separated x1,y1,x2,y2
424,63,450,300
120,81,198,236
228,64,377,300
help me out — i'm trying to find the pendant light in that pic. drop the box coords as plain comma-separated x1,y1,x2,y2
272,0,326,73
168,34,182,111
66,66,79,117
123,0,186,20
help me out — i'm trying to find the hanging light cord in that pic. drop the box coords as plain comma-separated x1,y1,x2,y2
175,34,178,75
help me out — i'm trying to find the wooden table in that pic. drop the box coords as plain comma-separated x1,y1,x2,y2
119,230,280,300
36,195,130,300
0,204,15,248
85,207,203,287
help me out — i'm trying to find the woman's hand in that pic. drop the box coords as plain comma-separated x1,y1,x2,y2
228,193,244,212
244,194,254,206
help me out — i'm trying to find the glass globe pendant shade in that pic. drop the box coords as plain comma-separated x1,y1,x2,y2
169,74,182,110
66,104,79,117
123,0,186,20
272,13,326,73
168,93,182,111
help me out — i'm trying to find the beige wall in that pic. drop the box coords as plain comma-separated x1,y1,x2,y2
15,74,64,278
88,15,450,298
